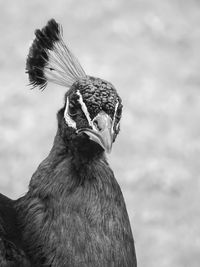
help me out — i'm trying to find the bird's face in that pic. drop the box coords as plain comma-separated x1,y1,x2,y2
61,76,122,154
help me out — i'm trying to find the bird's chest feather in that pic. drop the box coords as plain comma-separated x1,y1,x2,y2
19,158,134,266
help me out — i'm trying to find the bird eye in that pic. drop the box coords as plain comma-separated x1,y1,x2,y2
69,103,77,117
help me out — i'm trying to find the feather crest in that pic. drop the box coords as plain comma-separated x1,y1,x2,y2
26,19,86,90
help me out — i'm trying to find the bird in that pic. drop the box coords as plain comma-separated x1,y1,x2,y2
0,19,137,266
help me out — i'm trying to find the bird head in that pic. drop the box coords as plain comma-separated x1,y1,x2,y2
26,19,122,154
61,76,122,153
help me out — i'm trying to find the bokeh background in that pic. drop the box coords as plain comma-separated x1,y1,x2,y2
0,0,200,266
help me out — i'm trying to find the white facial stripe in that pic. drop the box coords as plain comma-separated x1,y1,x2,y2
64,97,77,129
112,101,119,133
76,90,93,128
116,122,120,132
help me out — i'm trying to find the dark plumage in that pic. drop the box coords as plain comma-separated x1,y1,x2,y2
0,19,137,266
26,19,60,89
0,194,31,266
26,18,86,90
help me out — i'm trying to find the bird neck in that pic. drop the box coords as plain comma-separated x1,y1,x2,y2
15,131,136,266
52,129,106,167
27,130,109,198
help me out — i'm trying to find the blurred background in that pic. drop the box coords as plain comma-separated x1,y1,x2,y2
0,0,200,266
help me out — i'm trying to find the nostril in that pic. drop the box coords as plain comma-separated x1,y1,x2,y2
93,119,102,131
92,112,111,132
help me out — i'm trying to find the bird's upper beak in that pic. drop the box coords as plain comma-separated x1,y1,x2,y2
78,111,113,153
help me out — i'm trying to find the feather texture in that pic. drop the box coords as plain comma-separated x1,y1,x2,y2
0,194,31,266
26,19,86,90
15,133,137,266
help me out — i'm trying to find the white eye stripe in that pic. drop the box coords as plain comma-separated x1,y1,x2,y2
64,97,77,129
76,90,93,128
116,122,120,131
112,101,119,134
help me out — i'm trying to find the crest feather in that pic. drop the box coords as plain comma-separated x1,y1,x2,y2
26,19,86,90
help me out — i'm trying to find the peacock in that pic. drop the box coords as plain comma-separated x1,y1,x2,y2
0,19,137,267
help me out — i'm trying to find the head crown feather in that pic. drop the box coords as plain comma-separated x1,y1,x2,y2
26,19,86,90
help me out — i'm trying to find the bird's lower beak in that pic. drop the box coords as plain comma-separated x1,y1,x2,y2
78,112,113,153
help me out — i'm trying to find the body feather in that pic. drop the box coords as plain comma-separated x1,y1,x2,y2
0,194,31,266
16,134,136,266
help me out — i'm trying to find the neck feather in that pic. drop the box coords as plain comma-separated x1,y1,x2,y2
28,131,109,198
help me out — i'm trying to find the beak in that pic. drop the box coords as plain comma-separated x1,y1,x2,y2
78,111,113,153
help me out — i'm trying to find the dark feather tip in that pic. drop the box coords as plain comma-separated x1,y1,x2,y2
26,19,60,89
